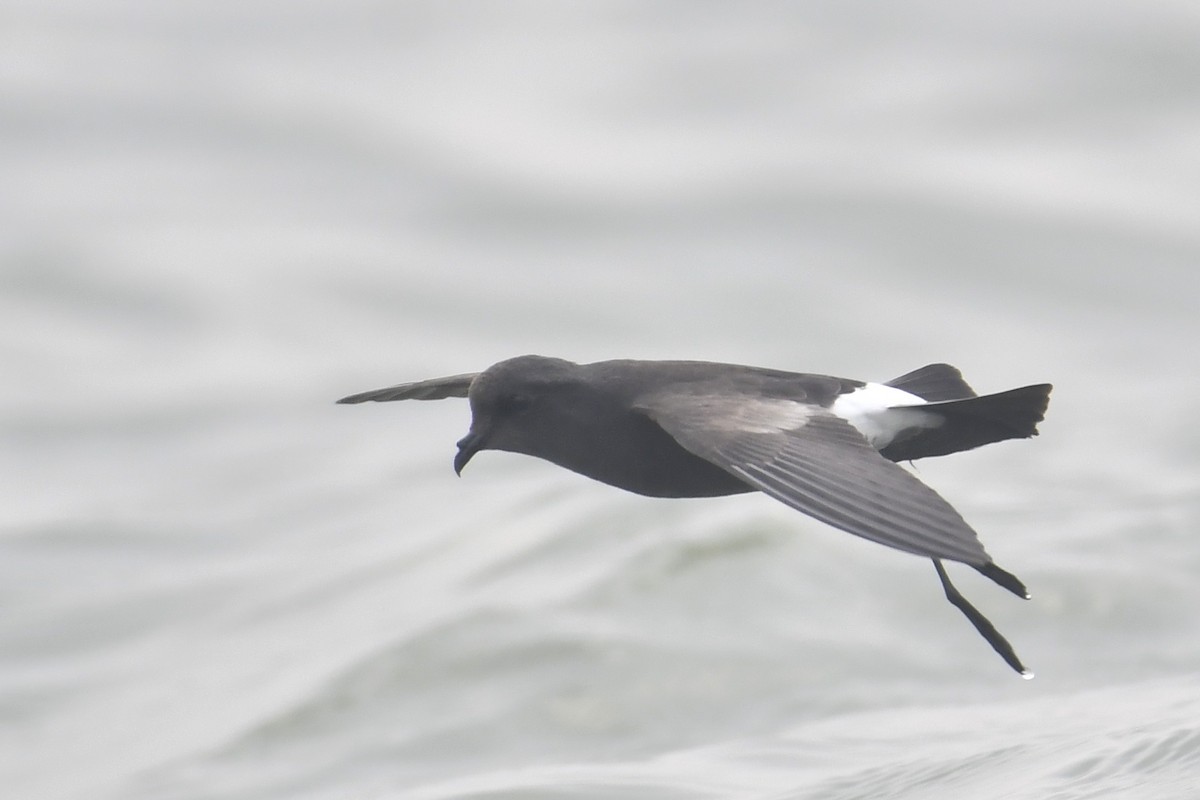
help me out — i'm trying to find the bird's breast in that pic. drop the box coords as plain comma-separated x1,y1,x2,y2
532,409,753,499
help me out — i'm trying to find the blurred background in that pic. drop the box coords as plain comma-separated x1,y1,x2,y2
2,2,1199,798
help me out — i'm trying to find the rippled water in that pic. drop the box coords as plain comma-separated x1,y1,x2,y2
3,2,1200,798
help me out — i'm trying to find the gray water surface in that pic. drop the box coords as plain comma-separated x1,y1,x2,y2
3,2,1199,798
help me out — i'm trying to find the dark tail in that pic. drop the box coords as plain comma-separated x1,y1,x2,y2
880,383,1052,462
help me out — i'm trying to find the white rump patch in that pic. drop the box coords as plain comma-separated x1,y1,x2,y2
830,383,941,449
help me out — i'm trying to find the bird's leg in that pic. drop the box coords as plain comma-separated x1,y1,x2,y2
933,559,1032,678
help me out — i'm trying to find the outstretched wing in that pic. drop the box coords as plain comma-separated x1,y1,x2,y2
634,390,991,565
337,373,479,404
885,363,977,401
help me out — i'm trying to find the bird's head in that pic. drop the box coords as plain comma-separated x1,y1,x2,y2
453,355,580,475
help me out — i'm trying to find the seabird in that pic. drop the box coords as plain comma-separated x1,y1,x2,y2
339,356,1051,676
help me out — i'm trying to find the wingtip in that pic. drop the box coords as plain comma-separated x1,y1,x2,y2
336,390,385,404
974,562,1029,600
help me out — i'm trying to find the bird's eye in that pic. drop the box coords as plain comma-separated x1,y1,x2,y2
498,393,532,414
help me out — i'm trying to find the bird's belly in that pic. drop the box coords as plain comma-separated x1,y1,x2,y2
573,454,755,498
539,415,754,499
